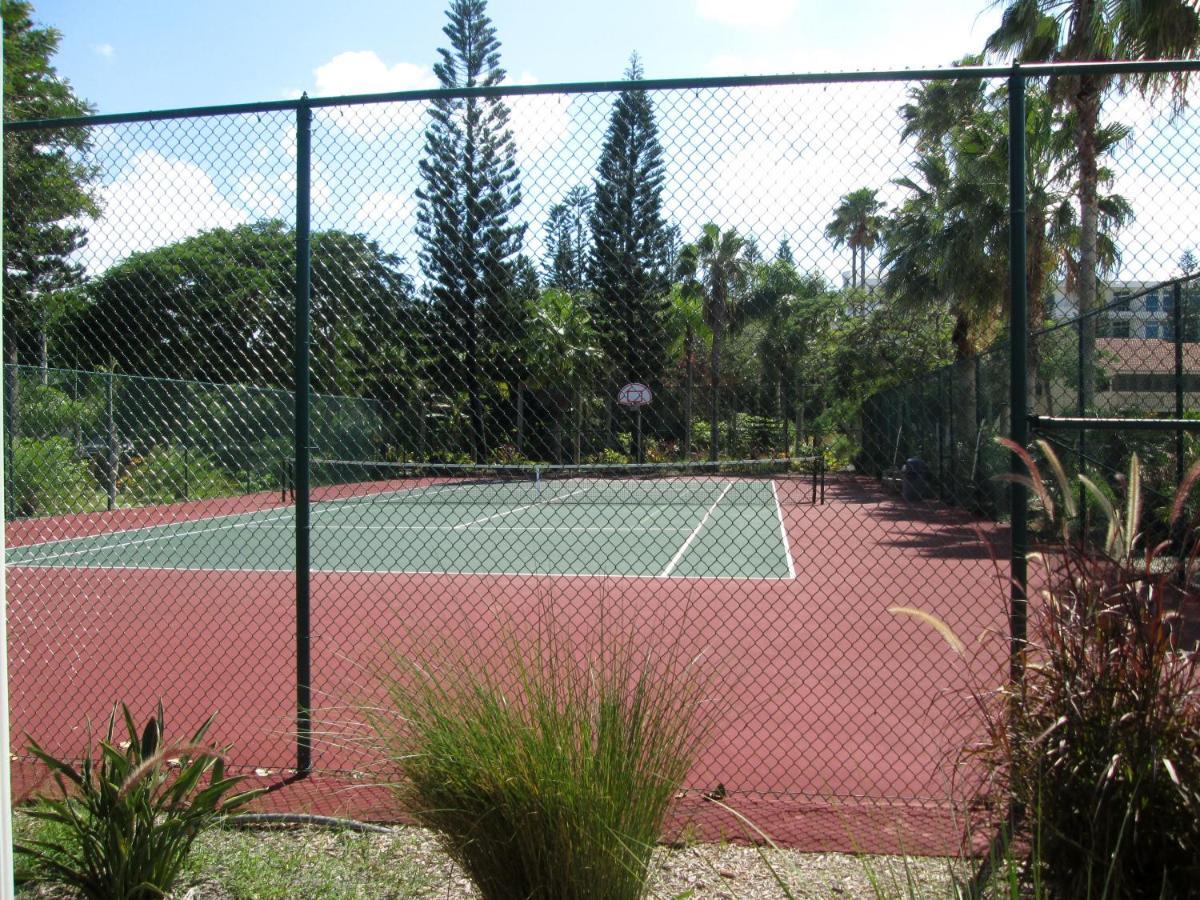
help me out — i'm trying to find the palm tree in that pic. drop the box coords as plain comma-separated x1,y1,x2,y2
986,0,1200,412
891,72,1130,405
677,224,752,461
825,188,884,291
526,288,603,463
666,282,712,460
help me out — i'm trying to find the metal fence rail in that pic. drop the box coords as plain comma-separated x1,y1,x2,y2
4,59,1199,843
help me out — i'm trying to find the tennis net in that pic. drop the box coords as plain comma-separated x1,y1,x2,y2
287,456,825,507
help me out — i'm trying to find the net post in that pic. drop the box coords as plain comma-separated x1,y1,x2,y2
1007,65,1029,686
294,96,314,776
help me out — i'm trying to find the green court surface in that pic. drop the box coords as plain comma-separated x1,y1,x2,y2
8,474,799,579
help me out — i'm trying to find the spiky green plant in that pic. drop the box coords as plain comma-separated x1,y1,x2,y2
974,439,1200,898
366,627,713,900
17,702,262,899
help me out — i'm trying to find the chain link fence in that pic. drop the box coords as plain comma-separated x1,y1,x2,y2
4,63,1198,846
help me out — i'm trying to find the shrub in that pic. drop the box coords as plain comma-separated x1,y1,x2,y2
583,446,631,466
972,440,1200,897
367,627,712,900
8,437,104,518
19,381,103,440
691,413,791,460
17,703,261,899
121,445,239,505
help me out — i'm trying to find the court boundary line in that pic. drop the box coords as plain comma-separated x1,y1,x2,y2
772,479,797,580
7,501,294,550
10,512,295,564
661,481,734,577
249,523,696,533
4,562,795,581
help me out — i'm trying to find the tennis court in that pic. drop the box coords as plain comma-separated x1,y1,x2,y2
7,458,821,579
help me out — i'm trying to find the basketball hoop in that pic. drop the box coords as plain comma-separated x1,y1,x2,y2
617,382,653,408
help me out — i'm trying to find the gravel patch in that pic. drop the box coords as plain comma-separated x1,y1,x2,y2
17,821,967,898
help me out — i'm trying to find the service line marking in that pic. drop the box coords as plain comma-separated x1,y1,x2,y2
660,482,734,577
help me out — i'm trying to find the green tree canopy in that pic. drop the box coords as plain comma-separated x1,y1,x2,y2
2,0,98,376
68,221,416,395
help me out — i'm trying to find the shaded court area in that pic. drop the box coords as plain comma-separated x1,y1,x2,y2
6,472,1009,853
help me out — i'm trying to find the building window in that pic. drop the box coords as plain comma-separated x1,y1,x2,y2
1113,292,1131,312
1164,323,1176,340
1146,293,1160,313
1145,323,1160,339
1164,294,1174,313
1102,319,1131,338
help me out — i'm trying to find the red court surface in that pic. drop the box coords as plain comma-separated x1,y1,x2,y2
7,476,1011,854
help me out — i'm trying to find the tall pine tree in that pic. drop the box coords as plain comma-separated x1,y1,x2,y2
588,54,671,400
543,185,591,293
416,0,524,462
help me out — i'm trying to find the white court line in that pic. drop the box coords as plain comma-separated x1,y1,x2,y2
243,521,691,533
772,479,797,580
9,501,293,550
4,561,793,581
452,485,592,530
11,512,295,564
660,482,734,577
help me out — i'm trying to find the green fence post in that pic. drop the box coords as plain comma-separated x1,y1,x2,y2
294,95,314,775
1008,65,1029,685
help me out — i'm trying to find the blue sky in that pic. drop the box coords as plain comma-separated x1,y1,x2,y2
37,0,1004,113
26,0,1198,284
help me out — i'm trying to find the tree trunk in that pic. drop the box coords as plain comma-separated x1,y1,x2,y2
710,311,722,462
684,328,694,460
515,382,525,453
605,388,615,450
38,327,49,386
797,382,806,452
573,385,582,464
1075,82,1102,415
1026,209,1048,414
779,377,788,456
5,344,19,447
418,394,428,461
469,370,486,463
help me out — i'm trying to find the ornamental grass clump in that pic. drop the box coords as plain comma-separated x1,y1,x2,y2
974,440,1200,898
368,627,713,900
17,702,262,899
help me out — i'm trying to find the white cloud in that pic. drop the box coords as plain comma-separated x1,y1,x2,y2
509,72,573,162
696,0,797,28
704,1,1003,73
92,43,115,60
82,151,247,271
312,51,437,98
352,190,416,237
305,51,435,138
237,172,290,221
